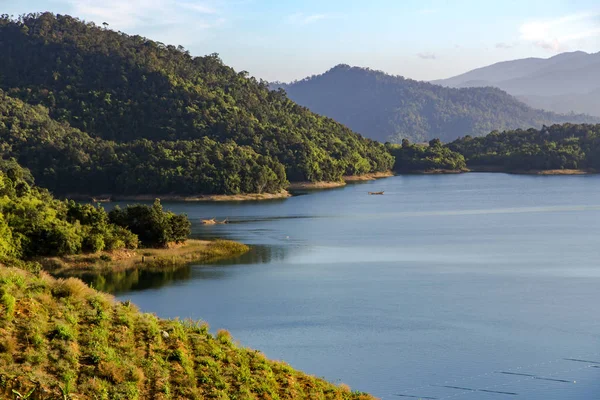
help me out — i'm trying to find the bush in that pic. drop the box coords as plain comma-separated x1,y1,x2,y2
83,233,105,253
109,199,190,248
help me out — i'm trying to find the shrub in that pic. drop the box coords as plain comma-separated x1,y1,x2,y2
109,200,190,248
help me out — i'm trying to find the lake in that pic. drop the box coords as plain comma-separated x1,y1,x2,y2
107,173,600,399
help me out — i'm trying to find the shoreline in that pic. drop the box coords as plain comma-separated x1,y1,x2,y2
38,239,250,277
65,172,397,201
342,170,395,181
288,170,395,190
467,167,595,175
396,168,466,174
66,190,292,202
393,167,596,176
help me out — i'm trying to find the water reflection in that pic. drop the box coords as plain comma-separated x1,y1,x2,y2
79,245,290,293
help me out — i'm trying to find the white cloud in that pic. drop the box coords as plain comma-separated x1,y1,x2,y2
417,52,437,60
65,0,223,32
177,2,217,14
495,42,515,49
286,12,336,25
519,12,600,51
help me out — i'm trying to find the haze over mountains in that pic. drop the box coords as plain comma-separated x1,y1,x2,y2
433,51,600,117
274,65,599,143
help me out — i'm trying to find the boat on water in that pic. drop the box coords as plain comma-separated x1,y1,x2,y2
368,191,384,195
202,218,229,225
92,197,112,203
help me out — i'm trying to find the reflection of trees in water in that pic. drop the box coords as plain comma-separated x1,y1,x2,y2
211,245,288,266
79,245,289,294
80,266,192,294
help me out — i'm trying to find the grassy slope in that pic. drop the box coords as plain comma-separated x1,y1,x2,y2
0,267,375,400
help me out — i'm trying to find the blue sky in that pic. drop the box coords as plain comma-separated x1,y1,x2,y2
4,0,600,82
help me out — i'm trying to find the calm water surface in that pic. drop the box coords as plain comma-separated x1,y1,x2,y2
112,174,600,399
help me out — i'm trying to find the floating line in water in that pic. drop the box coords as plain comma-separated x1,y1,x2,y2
497,371,537,377
478,389,518,395
392,352,600,399
434,385,518,396
564,358,600,365
394,394,438,399
435,385,476,391
533,376,573,383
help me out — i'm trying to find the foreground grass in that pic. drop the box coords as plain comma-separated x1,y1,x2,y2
0,267,375,399
37,240,250,277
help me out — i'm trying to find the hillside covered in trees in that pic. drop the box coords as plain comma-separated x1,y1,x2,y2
448,124,600,172
0,14,393,197
274,65,599,144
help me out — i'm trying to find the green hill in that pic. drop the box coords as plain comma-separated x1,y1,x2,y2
0,13,392,196
448,124,600,171
274,65,599,143
0,267,374,399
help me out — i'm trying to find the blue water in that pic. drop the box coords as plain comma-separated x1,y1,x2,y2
114,174,600,399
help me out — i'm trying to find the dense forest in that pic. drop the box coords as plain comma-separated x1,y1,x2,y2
0,91,287,196
387,139,466,172
274,65,599,143
0,158,192,267
0,13,393,197
448,124,600,171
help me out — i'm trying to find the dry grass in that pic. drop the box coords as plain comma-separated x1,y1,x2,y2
37,240,250,276
342,171,394,181
523,169,591,175
469,166,595,175
0,266,377,400
66,190,291,202
287,181,347,190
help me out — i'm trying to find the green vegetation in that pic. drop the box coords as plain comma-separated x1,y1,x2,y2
0,159,138,263
108,200,191,248
448,124,600,172
42,240,249,277
0,156,367,400
275,64,599,143
0,267,373,400
387,139,467,172
0,14,393,197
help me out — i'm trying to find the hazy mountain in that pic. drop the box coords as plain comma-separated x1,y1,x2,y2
433,51,600,117
274,64,599,143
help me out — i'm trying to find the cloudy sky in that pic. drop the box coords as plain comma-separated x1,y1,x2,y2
4,0,600,82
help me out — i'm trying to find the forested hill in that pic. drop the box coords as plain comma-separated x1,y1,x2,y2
0,90,289,196
448,124,600,171
274,65,599,144
0,13,393,195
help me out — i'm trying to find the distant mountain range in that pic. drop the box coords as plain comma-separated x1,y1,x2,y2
273,64,599,143
432,51,600,117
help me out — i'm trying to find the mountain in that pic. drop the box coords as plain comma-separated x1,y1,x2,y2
0,13,393,196
433,51,600,117
275,64,598,143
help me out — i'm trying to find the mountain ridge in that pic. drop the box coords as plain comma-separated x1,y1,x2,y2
274,64,599,143
433,51,600,116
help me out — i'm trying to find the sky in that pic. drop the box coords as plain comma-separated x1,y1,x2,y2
4,0,600,82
